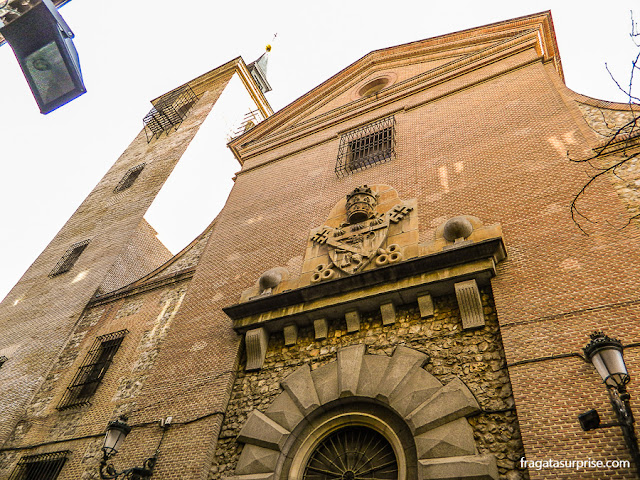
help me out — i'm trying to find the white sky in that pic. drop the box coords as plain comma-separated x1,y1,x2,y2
0,0,637,301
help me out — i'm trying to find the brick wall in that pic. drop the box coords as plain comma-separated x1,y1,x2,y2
0,64,234,448
98,219,172,294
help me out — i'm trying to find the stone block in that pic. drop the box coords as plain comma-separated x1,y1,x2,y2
376,346,428,404
388,367,442,418
313,318,328,339
380,302,396,325
281,364,320,415
356,353,390,399
311,361,339,405
405,378,480,435
337,343,365,397
454,279,484,329
283,324,298,346
245,327,268,371
235,444,280,474
418,454,498,480
237,410,289,451
415,418,477,459
264,390,305,432
417,293,434,317
345,310,361,333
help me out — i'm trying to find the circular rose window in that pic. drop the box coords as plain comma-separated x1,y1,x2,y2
358,78,390,97
353,73,397,99
302,426,398,480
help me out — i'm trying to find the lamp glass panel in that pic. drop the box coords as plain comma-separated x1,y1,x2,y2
600,348,627,374
590,353,611,384
24,41,75,104
600,348,629,386
103,426,127,454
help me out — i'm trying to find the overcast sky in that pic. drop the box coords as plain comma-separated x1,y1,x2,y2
0,1,637,301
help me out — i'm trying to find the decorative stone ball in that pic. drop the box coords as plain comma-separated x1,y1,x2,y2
443,216,474,242
258,269,282,293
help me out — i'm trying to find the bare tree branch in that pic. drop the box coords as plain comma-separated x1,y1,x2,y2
568,12,640,233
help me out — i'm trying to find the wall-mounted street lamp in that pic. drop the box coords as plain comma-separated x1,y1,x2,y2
0,0,86,114
100,415,171,480
579,332,640,475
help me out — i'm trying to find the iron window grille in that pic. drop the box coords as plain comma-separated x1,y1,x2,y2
143,85,199,142
57,330,128,410
8,451,70,480
335,116,396,177
114,163,146,193
49,239,90,278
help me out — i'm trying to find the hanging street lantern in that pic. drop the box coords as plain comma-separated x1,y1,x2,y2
99,415,172,480
0,0,86,114
579,331,640,476
584,331,631,389
102,416,132,459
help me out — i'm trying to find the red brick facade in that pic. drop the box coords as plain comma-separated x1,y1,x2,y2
1,11,640,480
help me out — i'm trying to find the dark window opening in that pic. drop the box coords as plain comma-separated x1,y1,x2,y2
49,239,90,278
0,355,7,368
348,126,393,170
57,330,127,410
335,116,396,177
8,451,70,480
114,163,145,193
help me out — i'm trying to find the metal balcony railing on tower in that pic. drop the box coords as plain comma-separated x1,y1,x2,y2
143,85,199,142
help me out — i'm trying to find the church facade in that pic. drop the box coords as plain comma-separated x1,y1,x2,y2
1,11,640,480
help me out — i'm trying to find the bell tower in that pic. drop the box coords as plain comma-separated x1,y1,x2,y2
0,55,272,446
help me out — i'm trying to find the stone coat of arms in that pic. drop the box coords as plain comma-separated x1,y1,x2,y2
309,185,413,276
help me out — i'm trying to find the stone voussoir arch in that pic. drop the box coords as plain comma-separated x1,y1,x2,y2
225,344,498,480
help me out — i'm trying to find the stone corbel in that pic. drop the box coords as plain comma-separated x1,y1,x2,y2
245,327,269,371
380,302,396,325
345,310,361,333
314,318,328,339
455,279,484,329
283,324,298,346
417,292,434,318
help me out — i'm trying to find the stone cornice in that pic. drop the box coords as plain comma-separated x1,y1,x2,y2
224,238,506,333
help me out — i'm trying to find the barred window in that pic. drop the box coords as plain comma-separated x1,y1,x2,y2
57,330,127,410
335,116,396,177
8,451,69,480
49,239,90,277
114,163,145,193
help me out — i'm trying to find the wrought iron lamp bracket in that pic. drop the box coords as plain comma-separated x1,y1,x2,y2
99,452,157,480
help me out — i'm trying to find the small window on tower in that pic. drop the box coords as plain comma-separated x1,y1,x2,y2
49,239,90,278
57,330,127,410
8,451,70,480
335,116,396,177
114,163,145,193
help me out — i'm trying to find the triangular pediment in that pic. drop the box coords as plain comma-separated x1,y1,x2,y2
229,11,560,163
